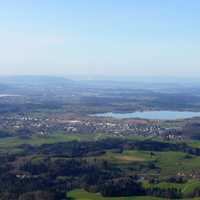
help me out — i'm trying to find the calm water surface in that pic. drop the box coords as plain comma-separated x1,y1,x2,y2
0,94,20,97
92,111,200,120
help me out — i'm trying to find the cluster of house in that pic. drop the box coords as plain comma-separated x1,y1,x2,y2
0,114,184,140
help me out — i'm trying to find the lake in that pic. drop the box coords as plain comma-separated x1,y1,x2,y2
92,111,200,120
0,94,20,98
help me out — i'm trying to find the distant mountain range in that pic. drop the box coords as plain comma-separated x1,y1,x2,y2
0,75,200,92
0,75,74,86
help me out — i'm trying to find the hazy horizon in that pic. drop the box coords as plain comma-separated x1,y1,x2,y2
0,1,200,77
1,74,200,84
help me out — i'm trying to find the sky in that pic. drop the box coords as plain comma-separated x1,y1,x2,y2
0,0,200,77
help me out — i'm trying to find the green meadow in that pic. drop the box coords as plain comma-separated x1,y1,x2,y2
67,189,200,200
67,189,165,200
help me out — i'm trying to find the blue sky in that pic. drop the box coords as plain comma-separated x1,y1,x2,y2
0,0,200,77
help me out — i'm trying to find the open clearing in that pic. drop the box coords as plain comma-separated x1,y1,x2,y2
67,189,165,200
67,189,200,200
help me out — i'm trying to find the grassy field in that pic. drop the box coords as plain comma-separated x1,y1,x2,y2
0,133,107,150
182,180,200,196
188,140,200,148
98,150,200,177
156,151,200,176
67,189,165,200
143,180,200,197
67,189,200,200
101,150,153,164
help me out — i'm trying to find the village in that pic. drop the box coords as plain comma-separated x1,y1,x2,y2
0,114,184,140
